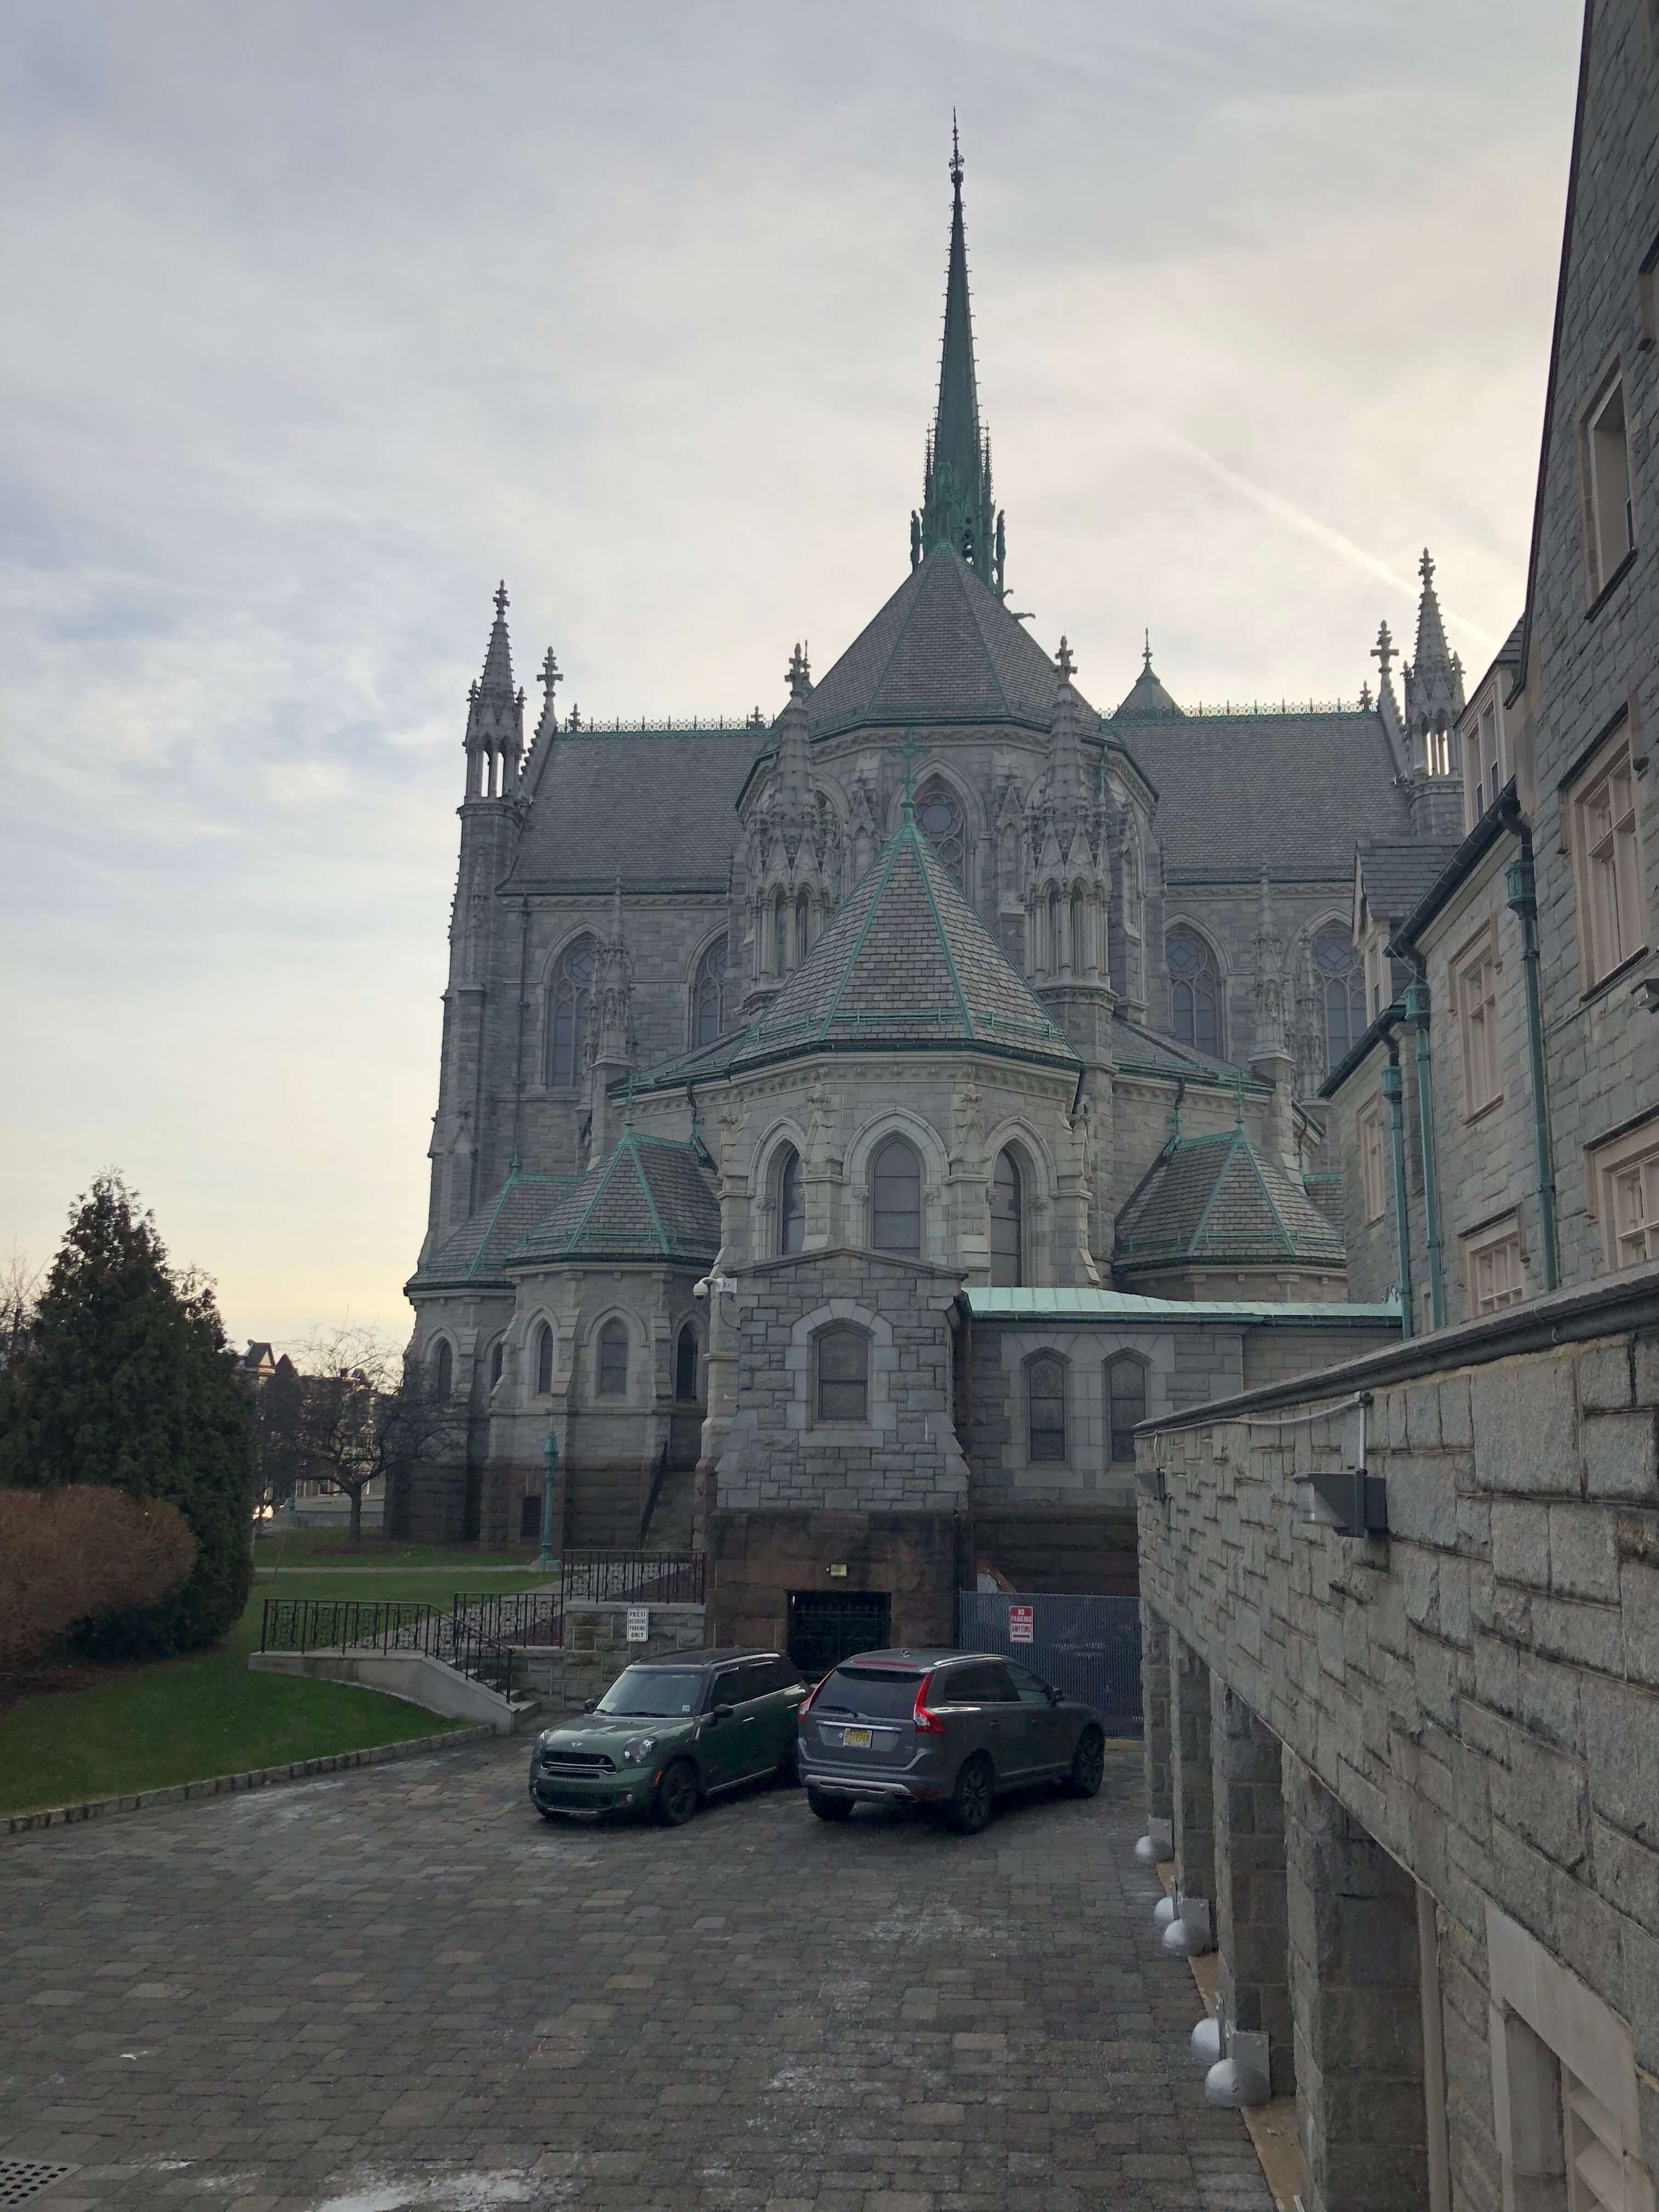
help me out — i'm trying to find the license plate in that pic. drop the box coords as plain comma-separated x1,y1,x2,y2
840,1727,873,1750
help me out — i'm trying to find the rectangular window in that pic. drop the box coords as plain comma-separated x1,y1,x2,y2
1464,1219,1527,1316
1592,1121,1659,1271
1466,696,1507,826
1573,737,1647,987
1451,924,1504,1116
1357,1097,1388,1225
1587,376,1636,595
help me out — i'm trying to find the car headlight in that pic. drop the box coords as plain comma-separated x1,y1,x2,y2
620,1735,657,1765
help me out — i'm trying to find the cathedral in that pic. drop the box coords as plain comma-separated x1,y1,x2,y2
395,135,1466,1655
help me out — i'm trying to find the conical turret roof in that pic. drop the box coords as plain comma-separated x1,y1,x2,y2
805,545,1080,738
636,809,1080,1090
1114,1127,1343,1273
1114,640,1184,721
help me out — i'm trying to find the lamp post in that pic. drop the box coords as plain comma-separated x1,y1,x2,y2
538,1428,559,1573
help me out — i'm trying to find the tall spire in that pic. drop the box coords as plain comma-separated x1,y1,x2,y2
917,117,1003,591
480,580,515,695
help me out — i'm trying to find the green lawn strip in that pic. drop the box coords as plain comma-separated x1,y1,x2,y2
0,1569,544,1819
253,1532,549,1571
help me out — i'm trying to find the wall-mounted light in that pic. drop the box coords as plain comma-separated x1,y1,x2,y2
1136,1462,1166,1504
1295,1468,1389,1536
1293,1397,1386,1534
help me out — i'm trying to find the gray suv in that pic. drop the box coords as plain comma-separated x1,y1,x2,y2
796,1646,1105,1835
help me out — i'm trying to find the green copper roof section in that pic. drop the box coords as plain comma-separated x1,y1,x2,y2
405,1167,575,1293
636,811,1079,1091
507,1133,719,1266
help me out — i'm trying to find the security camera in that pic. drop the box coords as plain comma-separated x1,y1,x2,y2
693,1277,710,1299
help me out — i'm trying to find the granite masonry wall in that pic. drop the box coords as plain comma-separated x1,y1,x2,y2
1136,1262,1659,2210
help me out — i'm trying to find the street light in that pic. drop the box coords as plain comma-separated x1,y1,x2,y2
538,1428,559,1572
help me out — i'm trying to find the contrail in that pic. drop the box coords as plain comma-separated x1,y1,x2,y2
1136,414,1500,659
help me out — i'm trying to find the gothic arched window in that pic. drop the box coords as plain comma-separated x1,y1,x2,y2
533,1322,554,1396
777,1146,805,1256
990,1148,1023,1288
1070,891,1087,974
693,937,727,1048
815,1324,870,1424
489,1340,504,1389
1106,1352,1149,1464
432,1339,453,1402
675,1322,699,1402
915,781,966,887
871,1135,922,1256
1313,924,1365,1074
1168,927,1222,1057
795,891,811,966
596,1319,628,1398
773,888,788,974
1026,1353,1067,1463
548,938,597,1086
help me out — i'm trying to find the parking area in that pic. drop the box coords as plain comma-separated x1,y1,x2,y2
2,1739,1270,2211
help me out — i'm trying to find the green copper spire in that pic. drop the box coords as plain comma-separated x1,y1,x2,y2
914,117,1005,592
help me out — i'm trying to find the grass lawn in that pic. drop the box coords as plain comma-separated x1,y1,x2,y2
0,1567,545,1819
252,1529,551,1572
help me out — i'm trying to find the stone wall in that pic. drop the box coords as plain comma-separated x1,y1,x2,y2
512,1599,709,1711
706,1508,965,1655
1135,1261,1659,2208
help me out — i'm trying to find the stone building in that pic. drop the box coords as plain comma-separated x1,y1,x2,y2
1135,5,1659,2199
392,126,1466,1647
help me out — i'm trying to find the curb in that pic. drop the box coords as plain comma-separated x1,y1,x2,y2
2,1723,497,1838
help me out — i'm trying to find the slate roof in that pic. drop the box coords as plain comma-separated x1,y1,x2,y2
508,725,761,894
1356,836,1463,925
637,810,1080,1088
1114,1127,1346,1271
1115,659,1184,719
409,1170,577,1290
1113,707,1410,879
805,546,1085,737
1110,1013,1271,1093
507,1133,719,1267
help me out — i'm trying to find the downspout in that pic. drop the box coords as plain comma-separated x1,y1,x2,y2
1380,1018,1414,1338
1402,960,1446,1328
1501,814,1560,1291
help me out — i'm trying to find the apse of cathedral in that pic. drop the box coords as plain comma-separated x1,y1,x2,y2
398,131,1461,1629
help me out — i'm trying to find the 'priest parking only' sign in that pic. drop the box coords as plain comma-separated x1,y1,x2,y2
626,1606,650,1643
1009,1605,1034,1644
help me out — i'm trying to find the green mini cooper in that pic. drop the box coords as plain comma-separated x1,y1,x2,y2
527,1647,807,1826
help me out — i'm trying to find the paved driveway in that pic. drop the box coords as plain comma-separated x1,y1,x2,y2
1,1740,1269,2211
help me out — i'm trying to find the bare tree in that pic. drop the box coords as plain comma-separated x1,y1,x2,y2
0,1250,40,1374
296,1326,463,1544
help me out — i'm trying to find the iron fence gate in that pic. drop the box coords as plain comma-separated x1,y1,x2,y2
956,1592,1142,1734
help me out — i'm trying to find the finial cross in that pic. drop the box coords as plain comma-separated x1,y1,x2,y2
539,647,562,700
494,580,509,621
1142,628,1153,671
1371,619,1396,685
786,640,810,696
1056,635,1076,682
890,731,930,815
950,109,963,188
1419,547,1435,590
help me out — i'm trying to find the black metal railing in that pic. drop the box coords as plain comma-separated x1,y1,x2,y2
560,1550,705,1605
258,1599,444,1656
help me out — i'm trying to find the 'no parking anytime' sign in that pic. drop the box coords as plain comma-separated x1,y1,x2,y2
1008,1605,1034,1644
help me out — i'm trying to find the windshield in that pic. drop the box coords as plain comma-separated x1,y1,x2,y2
815,1666,926,1720
595,1667,704,1718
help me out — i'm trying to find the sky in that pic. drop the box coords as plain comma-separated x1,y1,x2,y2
0,0,1584,1348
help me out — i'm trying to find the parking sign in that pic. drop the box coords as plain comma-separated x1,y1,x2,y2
626,1605,650,1643
1009,1604,1034,1644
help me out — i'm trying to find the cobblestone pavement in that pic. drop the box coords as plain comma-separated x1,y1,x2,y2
1,1739,1271,2211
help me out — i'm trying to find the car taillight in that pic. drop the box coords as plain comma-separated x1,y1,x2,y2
796,1680,821,1723
912,1672,947,1735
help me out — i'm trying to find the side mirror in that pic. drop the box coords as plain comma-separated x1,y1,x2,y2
582,1697,598,1713
711,1703,734,1723
1046,1686,1063,1705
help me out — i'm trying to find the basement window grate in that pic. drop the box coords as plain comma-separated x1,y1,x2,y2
0,2165,78,2206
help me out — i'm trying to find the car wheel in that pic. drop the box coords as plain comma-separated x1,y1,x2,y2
807,1787,853,1822
1064,1726,1105,1799
653,1759,700,1827
946,1753,995,1836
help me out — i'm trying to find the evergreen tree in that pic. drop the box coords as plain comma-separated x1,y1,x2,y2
0,1173,252,1655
